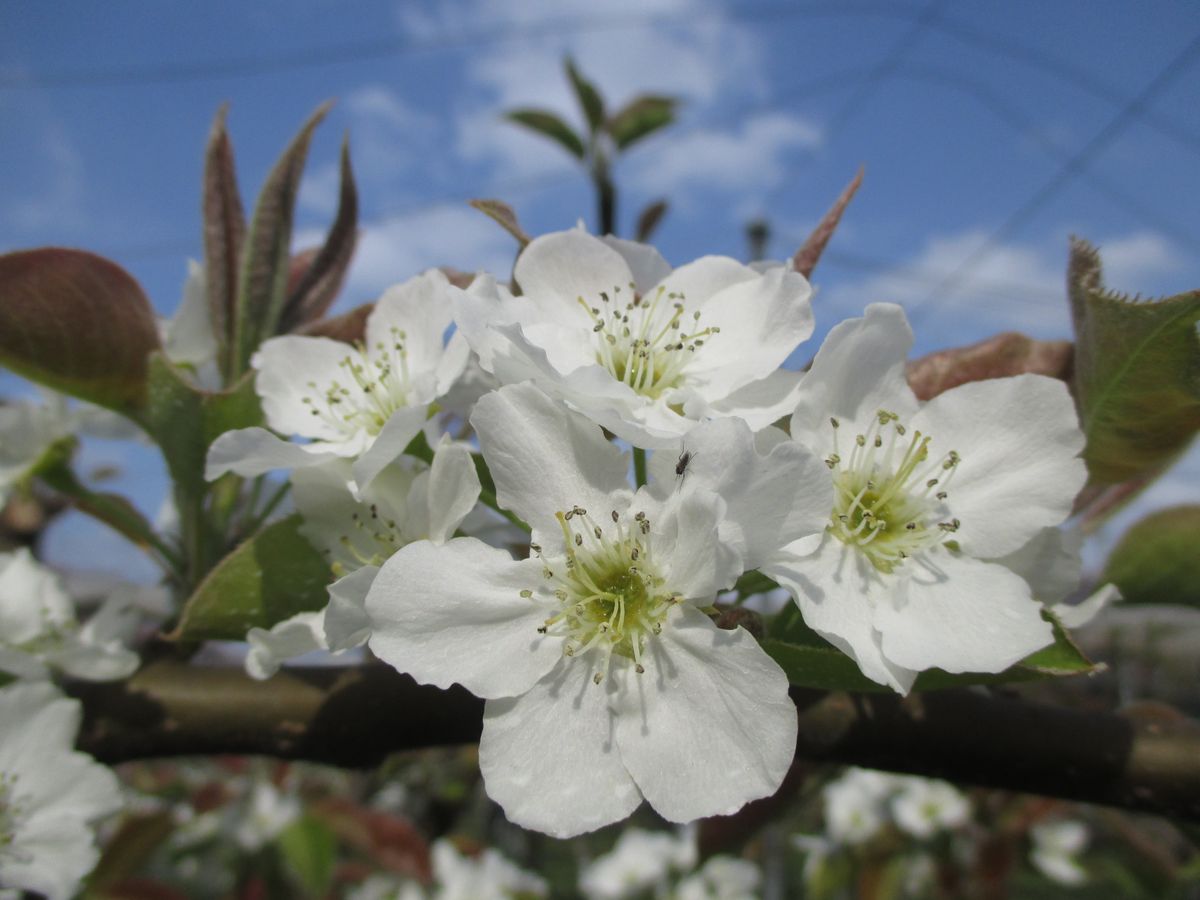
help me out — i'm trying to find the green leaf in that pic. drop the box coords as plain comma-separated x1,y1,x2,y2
141,353,263,505
606,95,677,150
764,607,1096,691
233,102,332,376
0,248,161,413
564,56,605,134
1103,505,1200,607
505,109,586,159
202,103,246,378
277,816,337,897
469,198,531,248
170,514,332,641
792,167,864,279
279,134,358,334
1069,238,1200,485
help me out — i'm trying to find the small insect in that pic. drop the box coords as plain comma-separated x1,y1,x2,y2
675,448,696,483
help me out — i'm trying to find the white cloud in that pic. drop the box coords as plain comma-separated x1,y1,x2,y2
821,229,1071,340
624,112,822,198
295,204,518,305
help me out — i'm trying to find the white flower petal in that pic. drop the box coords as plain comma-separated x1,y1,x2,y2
365,538,561,699
766,537,918,693
656,255,756,309
245,611,328,680
648,489,742,600
1052,583,1120,630
612,605,796,823
479,658,641,838
913,375,1086,558
205,427,339,480
704,367,805,431
515,231,635,324
994,527,1083,602
602,235,672,293
367,270,457,393
790,303,918,453
875,550,1054,674
471,384,632,540
682,265,815,399
254,335,363,440
675,417,833,569
424,437,481,543
350,406,428,491
324,566,378,651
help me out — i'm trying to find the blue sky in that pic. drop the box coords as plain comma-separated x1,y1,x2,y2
2,0,1198,580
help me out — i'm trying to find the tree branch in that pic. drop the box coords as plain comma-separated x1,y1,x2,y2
72,662,1200,823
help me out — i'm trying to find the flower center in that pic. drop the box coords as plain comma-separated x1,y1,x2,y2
825,410,962,574
522,505,680,684
301,328,414,437
330,503,407,576
577,285,719,399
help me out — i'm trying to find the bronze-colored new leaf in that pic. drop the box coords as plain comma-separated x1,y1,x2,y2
907,332,1073,401
202,104,246,378
279,134,358,334
635,199,668,242
792,167,863,278
469,198,530,248
1069,237,1200,485
0,248,161,413
233,101,332,376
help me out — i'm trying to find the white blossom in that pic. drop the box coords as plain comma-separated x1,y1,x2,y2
206,269,469,491
233,781,301,851
365,384,829,837
889,778,971,839
243,437,480,679
1029,819,1089,886
674,856,761,900
0,549,139,682
0,681,123,900
579,827,696,899
431,838,547,900
767,304,1088,692
453,229,814,449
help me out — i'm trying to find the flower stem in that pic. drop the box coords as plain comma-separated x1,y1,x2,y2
633,447,648,488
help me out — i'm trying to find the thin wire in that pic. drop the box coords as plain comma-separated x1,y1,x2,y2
922,31,1200,308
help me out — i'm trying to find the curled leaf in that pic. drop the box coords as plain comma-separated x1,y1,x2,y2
469,198,530,248
565,56,605,134
635,199,668,243
0,248,161,413
1103,505,1200,607
202,104,245,373
504,109,585,159
280,134,358,333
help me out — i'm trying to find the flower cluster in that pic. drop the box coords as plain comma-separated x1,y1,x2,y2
202,226,1092,842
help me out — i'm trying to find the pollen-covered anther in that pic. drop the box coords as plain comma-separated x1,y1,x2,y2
528,505,676,683
826,410,965,574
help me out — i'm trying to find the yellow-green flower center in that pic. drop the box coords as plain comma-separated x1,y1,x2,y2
524,505,680,684
577,284,719,400
826,410,962,574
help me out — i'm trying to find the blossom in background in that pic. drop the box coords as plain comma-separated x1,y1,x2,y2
365,383,830,836
1029,820,1089,886
766,303,1088,692
0,548,140,682
233,780,302,851
579,827,696,899
674,856,761,900
161,259,220,388
0,681,123,900
243,437,480,679
206,269,469,491
0,393,73,505
890,777,972,839
454,229,814,448
430,838,547,900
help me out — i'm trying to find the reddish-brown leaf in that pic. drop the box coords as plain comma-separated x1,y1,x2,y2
301,302,372,344
202,104,245,376
906,332,1073,401
0,248,161,412
792,167,864,278
469,198,530,248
